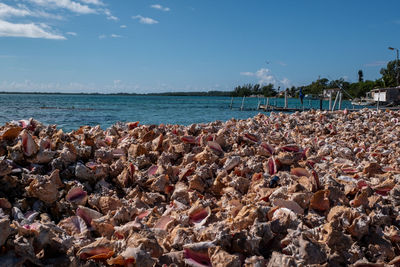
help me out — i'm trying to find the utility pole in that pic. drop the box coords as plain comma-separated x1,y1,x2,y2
388,47,399,86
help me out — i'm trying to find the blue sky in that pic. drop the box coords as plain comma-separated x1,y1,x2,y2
0,0,399,93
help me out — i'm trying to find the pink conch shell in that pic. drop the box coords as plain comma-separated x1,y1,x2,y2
0,126,22,141
280,144,300,152
181,135,197,144
66,187,87,205
127,121,139,130
342,167,358,174
273,198,304,215
207,141,223,154
76,206,102,227
148,165,159,177
244,132,259,143
78,238,114,260
114,220,142,238
183,242,214,267
58,216,88,237
188,206,211,226
154,216,174,231
137,209,152,220
268,157,278,175
261,142,275,155
20,130,38,157
290,167,310,177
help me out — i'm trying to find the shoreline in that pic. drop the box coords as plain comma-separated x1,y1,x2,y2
0,109,399,265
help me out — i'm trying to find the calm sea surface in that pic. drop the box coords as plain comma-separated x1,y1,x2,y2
0,94,367,131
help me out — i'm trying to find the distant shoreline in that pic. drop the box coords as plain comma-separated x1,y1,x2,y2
0,91,232,97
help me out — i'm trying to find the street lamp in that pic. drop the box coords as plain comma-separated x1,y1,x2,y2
388,46,400,86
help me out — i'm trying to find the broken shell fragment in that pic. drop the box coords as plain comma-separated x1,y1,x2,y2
310,190,330,211
76,206,102,227
66,186,87,205
207,141,223,155
77,238,114,260
58,216,88,237
291,167,310,177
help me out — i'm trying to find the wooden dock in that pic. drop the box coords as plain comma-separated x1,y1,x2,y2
230,94,400,113
258,104,400,112
258,105,311,112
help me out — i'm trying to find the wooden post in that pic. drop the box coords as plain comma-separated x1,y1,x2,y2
319,98,323,110
241,96,245,111
266,97,270,111
338,92,343,110
332,91,340,111
328,93,332,110
230,97,234,109
257,96,261,110
284,90,288,109
377,90,380,110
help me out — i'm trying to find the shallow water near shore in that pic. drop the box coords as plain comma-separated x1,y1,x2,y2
0,94,365,131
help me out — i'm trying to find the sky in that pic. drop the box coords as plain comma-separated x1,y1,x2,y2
0,0,400,93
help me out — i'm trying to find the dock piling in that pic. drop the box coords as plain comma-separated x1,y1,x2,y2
377,90,380,110
332,91,340,111
328,94,332,110
229,97,234,109
241,96,245,111
284,91,288,109
338,92,343,110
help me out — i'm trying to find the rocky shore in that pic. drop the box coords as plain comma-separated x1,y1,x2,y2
1,109,400,266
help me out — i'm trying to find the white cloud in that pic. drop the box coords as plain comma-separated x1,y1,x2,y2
132,15,158,25
120,24,127,28
110,34,121,38
79,0,104,5
27,0,96,14
104,8,118,21
0,19,65,39
0,3,30,18
241,68,291,88
150,4,170,12
98,34,106,39
0,1,121,40
0,3,62,20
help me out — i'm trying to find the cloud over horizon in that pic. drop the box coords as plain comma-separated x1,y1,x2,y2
132,15,158,24
241,68,291,88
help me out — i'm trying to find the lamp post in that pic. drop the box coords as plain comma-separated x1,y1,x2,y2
388,46,399,86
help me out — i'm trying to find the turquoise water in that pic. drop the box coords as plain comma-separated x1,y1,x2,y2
0,94,368,131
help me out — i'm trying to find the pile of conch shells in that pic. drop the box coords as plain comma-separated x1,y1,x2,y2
1,109,400,266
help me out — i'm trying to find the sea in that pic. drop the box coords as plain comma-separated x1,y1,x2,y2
0,94,368,132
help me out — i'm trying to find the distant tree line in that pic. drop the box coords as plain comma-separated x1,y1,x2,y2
1,60,397,98
231,83,278,97
230,60,398,99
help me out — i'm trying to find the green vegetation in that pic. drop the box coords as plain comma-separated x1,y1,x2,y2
229,60,399,99
231,83,278,97
281,60,398,99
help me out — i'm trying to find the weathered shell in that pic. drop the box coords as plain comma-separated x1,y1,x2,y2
66,187,87,205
